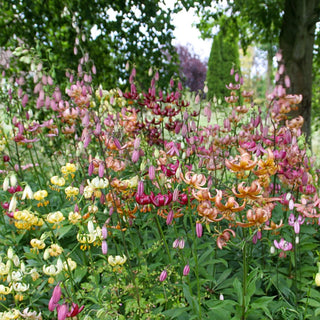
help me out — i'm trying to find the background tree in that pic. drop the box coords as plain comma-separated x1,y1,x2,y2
206,16,240,101
176,44,207,92
0,0,179,89
175,0,320,139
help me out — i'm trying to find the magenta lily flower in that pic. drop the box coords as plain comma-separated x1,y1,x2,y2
150,191,173,207
67,303,85,317
161,160,179,177
288,213,305,234
274,238,292,251
135,192,151,205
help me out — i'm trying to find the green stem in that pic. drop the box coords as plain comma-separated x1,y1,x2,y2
154,215,172,264
28,149,42,188
242,240,247,320
187,210,201,318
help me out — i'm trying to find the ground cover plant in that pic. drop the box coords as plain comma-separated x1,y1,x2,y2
1,46,320,320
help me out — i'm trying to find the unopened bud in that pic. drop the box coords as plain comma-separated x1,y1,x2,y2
172,239,179,249
183,264,190,276
178,239,185,249
159,270,167,282
166,210,174,225
10,174,17,187
148,166,155,180
196,223,203,238
101,240,108,255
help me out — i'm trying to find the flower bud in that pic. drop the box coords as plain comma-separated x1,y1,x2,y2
98,162,104,178
219,293,224,300
102,225,108,239
183,264,190,276
132,150,139,163
3,177,9,191
173,239,179,249
137,181,144,196
159,270,167,282
270,246,275,254
166,210,174,225
7,247,14,259
178,239,185,249
196,223,203,238
8,195,17,212
148,166,155,180
316,273,320,286
101,240,108,255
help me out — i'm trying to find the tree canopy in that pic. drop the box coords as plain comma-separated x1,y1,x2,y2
206,16,240,101
0,0,179,88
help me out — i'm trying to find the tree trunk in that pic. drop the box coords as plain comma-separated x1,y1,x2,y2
279,0,320,141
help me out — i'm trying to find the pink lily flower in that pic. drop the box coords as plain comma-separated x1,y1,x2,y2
288,213,305,234
274,238,292,251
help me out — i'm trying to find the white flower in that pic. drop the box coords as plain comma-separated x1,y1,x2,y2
21,185,34,200
43,259,63,276
108,255,127,267
19,308,42,320
0,262,9,275
9,271,23,282
89,177,109,189
8,195,17,212
10,174,17,187
3,176,9,191
12,282,29,292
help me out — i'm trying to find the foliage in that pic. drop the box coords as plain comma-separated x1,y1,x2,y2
206,16,240,101
176,44,207,93
0,0,179,89
1,44,320,320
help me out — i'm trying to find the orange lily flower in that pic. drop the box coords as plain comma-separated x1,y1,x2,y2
232,181,262,200
236,207,270,228
254,149,278,176
117,205,138,219
181,171,207,189
225,148,257,172
215,190,246,220
192,188,215,201
197,201,223,223
216,228,236,249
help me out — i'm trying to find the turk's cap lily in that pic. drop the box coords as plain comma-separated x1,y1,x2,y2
21,184,34,200
150,191,173,207
108,255,127,267
274,238,292,251
67,302,85,317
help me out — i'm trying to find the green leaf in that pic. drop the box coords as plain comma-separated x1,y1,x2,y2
300,298,320,308
74,266,88,283
183,284,198,313
233,277,243,306
56,224,74,239
215,269,232,289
